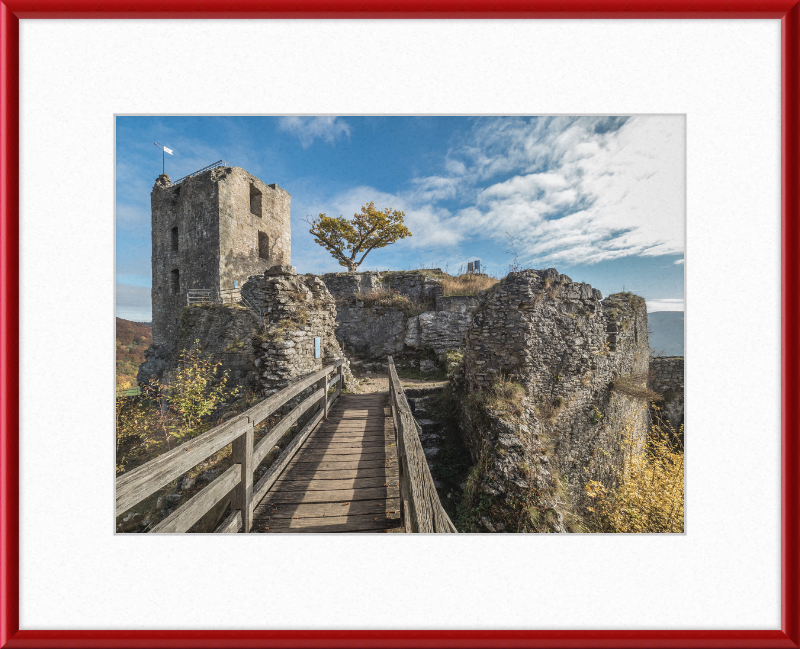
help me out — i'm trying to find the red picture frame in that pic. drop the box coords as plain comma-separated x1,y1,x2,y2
1,3,798,648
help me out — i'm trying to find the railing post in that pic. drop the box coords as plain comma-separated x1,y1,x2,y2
231,420,254,532
318,374,328,420
337,362,343,391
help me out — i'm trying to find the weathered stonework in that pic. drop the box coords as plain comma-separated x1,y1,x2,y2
149,166,291,348
321,270,477,366
454,269,651,531
139,267,353,395
649,356,685,431
242,268,352,394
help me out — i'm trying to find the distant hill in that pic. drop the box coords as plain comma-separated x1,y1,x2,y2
649,311,684,356
116,318,152,392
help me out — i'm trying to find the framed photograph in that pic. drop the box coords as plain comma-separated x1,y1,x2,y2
1,2,798,647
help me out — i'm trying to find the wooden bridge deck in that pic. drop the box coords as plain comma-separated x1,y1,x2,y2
252,393,403,533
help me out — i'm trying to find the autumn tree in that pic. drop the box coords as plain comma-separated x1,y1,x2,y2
305,202,411,272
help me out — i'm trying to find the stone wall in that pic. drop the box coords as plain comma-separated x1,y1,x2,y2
321,270,476,367
139,266,352,395
243,266,352,394
149,166,290,348
453,269,651,531
649,355,685,431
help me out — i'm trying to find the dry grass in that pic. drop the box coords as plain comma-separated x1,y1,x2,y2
479,377,527,418
610,371,661,400
441,273,499,297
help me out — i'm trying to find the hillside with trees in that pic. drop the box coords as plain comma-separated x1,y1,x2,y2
116,318,152,393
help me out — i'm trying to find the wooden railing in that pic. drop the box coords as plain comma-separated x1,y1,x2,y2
387,356,457,533
116,360,345,533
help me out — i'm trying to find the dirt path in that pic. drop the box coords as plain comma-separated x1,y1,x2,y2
351,373,448,394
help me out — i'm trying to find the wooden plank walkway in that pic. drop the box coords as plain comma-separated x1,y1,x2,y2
252,393,403,533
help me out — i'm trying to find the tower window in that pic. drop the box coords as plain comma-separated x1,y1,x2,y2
171,268,180,294
250,183,262,217
171,226,178,251
258,232,269,260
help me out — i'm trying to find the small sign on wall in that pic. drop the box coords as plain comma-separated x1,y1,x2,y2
314,336,321,359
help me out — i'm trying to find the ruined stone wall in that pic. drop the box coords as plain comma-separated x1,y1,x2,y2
320,271,385,300
321,270,474,367
140,266,352,395
149,166,290,349
243,266,352,395
455,269,650,531
649,356,685,430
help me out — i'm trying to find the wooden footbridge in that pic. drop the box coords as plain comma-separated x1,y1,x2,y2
116,357,456,533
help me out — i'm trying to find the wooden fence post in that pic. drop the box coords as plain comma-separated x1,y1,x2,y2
318,374,329,420
231,421,254,532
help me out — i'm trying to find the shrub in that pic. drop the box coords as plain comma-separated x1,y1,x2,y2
584,417,684,533
115,340,240,474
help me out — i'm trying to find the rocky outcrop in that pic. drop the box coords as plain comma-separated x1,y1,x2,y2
453,269,650,532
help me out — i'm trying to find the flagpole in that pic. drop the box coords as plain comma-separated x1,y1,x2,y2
155,142,173,176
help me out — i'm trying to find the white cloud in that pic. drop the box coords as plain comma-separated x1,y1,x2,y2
278,116,351,148
674,258,685,264
646,298,684,312
292,116,685,272
401,116,685,265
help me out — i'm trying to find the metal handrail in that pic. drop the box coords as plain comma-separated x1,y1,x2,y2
186,287,263,322
172,160,230,185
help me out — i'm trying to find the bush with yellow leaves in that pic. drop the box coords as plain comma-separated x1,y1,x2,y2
584,410,684,533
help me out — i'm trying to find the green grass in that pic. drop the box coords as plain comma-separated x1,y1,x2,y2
117,387,141,398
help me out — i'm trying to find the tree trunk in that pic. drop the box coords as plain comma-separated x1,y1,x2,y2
346,260,358,273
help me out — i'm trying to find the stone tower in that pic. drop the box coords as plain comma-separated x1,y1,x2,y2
149,164,291,346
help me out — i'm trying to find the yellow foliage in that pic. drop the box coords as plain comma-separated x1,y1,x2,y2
306,201,411,272
115,341,241,475
585,416,684,533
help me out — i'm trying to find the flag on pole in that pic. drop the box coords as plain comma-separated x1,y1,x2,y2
154,142,174,175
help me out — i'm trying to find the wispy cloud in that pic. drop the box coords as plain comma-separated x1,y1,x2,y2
646,298,684,312
395,116,685,266
278,117,351,148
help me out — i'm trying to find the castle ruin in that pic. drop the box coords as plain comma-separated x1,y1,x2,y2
149,164,291,346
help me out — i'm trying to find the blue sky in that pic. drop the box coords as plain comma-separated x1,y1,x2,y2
116,116,685,322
